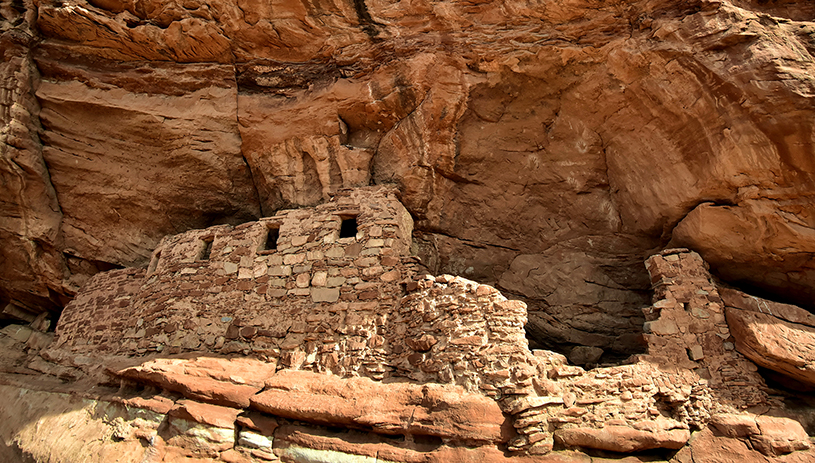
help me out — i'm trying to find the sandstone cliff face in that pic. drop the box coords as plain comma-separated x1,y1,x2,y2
1,0,815,361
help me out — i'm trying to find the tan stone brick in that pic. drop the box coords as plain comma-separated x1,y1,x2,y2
283,254,305,265
296,273,310,288
291,235,308,246
312,288,340,303
268,265,292,277
311,271,328,287
238,268,253,279
380,269,400,282
307,251,324,261
362,266,384,277
326,276,346,288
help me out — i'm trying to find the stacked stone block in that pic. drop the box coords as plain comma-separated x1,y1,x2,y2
50,191,811,459
387,274,537,395
643,249,769,417
54,186,419,378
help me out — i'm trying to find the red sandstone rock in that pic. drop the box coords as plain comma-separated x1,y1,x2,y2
752,416,811,456
251,370,508,443
114,356,276,408
726,307,815,387
2,0,814,362
274,423,588,463
682,426,815,463
169,400,240,429
709,413,760,438
719,287,815,328
554,426,690,452
235,412,278,436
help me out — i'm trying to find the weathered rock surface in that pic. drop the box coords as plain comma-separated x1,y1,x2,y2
671,200,815,311
554,425,690,453
114,356,277,408
720,286,815,328
3,0,815,461
2,241,815,462
726,307,815,387
709,414,811,456
251,370,508,444
1,0,814,358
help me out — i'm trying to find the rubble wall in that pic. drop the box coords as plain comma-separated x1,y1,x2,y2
47,188,815,459
54,187,417,373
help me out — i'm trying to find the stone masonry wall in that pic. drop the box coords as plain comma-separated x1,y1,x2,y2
487,249,783,455
385,274,537,395
55,267,146,348
49,191,814,459
54,186,420,378
643,249,769,415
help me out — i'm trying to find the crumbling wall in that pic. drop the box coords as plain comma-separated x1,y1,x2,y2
386,274,537,394
48,190,814,459
54,187,417,376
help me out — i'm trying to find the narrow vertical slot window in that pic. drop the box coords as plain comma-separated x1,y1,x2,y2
199,238,213,260
264,227,279,251
339,216,358,238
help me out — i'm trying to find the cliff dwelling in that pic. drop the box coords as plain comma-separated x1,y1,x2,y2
3,0,815,462
1,186,813,462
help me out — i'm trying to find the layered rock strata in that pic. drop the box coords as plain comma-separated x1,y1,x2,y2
2,0,815,361
0,189,812,462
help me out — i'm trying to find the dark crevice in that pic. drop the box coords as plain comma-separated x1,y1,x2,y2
713,273,815,315
351,0,384,38
498,288,648,365
420,230,522,253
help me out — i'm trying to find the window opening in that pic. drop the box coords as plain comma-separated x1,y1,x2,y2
264,227,280,251
339,217,358,239
148,251,161,274
199,238,213,260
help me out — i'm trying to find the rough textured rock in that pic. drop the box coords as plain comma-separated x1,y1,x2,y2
1,0,814,359
2,0,815,461
554,425,691,453
2,216,815,462
114,356,277,408
726,307,815,387
670,200,815,310
251,370,508,443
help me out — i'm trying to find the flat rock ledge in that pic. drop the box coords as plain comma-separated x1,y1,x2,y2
554,426,690,453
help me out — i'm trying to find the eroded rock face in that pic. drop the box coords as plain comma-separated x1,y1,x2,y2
726,307,815,387
2,0,815,396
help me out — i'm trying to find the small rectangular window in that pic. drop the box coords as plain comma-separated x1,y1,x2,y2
264,227,279,251
148,251,161,274
339,217,358,238
199,238,213,260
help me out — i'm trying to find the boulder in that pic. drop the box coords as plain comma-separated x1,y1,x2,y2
168,400,240,429
719,287,815,328
554,425,690,452
251,370,508,443
751,416,811,456
726,308,815,387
